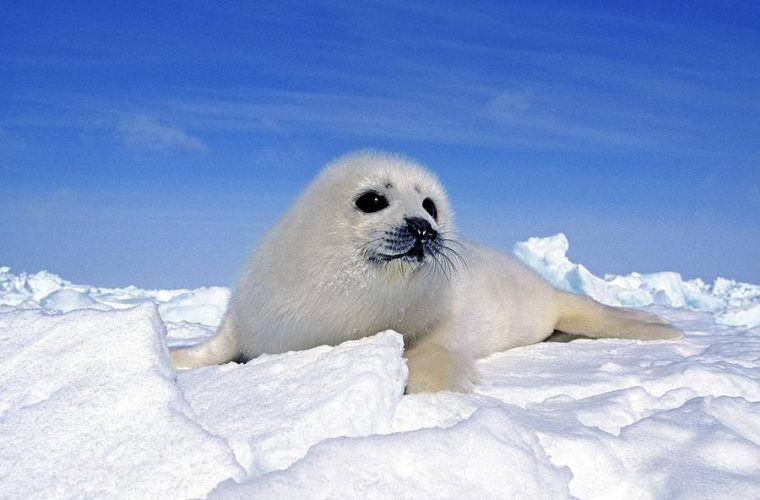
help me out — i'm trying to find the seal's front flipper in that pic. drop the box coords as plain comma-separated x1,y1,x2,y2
170,317,240,369
404,324,477,393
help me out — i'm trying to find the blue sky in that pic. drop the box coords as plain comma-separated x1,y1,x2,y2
1,0,758,288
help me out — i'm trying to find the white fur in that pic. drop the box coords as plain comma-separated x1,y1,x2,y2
171,151,681,392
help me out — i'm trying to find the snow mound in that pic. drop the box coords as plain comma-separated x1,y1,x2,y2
0,304,242,498
0,266,70,304
211,406,572,499
0,266,230,326
177,331,407,475
158,287,230,325
39,288,112,313
514,234,760,328
718,302,760,328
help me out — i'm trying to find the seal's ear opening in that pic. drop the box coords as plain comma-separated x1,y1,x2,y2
355,191,389,213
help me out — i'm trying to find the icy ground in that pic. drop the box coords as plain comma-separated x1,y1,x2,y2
1,234,759,498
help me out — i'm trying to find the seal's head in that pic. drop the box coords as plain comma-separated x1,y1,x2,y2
308,151,460,279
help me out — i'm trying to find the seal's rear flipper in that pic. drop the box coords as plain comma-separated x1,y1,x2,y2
554,291,682,341
170,317,239,369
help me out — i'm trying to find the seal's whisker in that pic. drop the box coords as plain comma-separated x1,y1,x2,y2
431,252,452,282
439,234,467,249
442,244,468,271
437,249,458,279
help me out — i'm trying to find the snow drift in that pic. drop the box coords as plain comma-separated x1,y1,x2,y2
1,234,759,498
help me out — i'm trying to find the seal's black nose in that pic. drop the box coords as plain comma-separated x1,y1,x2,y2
405,217,437,242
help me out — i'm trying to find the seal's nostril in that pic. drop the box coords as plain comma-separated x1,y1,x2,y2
405,217,437,242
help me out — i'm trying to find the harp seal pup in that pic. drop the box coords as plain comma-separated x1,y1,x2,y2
171,151,681,392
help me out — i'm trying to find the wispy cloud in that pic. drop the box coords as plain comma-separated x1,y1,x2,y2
484,88,533,122
160,84,664,152
116,115,206,151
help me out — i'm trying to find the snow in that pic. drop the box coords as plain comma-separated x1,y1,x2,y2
211,407,573,500
0,265,230,326
177,331,407,476
513,234,760,328
1,234,759,498
0,304,243,498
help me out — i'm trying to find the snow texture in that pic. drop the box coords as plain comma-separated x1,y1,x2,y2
1,234,759,498
0,304,243,499
177,331,407,476
211,407,573,500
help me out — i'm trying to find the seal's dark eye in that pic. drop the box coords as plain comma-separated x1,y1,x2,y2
355,191,389,213
422,198,437,220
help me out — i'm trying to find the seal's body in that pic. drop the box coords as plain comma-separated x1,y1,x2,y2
171,152,680,392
